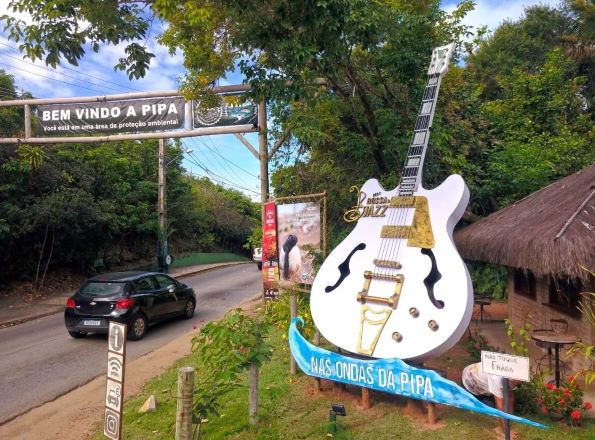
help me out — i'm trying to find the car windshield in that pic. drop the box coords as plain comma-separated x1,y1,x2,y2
80,281,126,297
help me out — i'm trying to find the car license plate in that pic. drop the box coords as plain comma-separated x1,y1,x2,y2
83,319,101,326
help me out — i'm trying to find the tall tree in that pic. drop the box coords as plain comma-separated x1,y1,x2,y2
481,49,594,207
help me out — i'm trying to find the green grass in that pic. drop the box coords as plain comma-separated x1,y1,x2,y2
170,252,250,268
91,327,595,440
133,252,250,272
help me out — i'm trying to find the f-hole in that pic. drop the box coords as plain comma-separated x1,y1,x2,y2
325,243,366,293
421,248,444,309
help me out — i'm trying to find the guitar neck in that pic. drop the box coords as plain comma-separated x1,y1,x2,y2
398,72,444,196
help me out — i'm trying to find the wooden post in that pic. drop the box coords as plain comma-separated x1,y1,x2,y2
503,378,511,440
249,363,259,425
290,292,298,374
175,367,195,440
158,138,166,272
427,402,437,424
361,387,371,409
24,104,31,139
258,99,268,307
258,99,268,209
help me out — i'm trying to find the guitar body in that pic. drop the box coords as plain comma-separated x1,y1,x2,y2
310,175,473,360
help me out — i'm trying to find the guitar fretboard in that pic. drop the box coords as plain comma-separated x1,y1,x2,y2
398,72,443,197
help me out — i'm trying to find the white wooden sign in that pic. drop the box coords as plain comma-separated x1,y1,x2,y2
481,351,530,382
104,322,127,440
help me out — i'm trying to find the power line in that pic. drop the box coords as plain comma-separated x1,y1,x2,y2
0,41,143,92
0,60,115,94
204,135,259,178
187,158,259,195
184,146,259,195
200,142,259,194
190,137,246,185
0,51,126,95
187,140,234,185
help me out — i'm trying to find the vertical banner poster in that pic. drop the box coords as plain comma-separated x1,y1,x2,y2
262,201,280,299
277,202,321,285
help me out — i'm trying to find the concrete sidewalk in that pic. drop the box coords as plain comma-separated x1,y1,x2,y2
0,262,250,329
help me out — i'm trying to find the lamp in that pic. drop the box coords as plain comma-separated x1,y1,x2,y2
327,403,346,437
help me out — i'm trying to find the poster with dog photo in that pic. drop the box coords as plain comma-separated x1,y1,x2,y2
276,202,321,286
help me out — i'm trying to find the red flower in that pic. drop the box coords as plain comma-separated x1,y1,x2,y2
546,383,555,390
563,388,571,397
570,410,581,420
540,406,549,414
583,402,593,410
558,398,566,405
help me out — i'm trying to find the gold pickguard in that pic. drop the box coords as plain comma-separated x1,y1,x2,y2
380,196,434,248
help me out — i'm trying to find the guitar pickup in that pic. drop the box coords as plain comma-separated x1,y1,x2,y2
357,271,404,308
373,259,402,269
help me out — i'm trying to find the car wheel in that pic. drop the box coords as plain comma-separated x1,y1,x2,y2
182,299,195,319
68,330,86,339
128,314,147,340
257,262,262,270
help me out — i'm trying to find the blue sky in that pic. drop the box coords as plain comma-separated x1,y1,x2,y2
0,0,561,200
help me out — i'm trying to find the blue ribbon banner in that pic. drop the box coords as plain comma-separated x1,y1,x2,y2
289,318,545,428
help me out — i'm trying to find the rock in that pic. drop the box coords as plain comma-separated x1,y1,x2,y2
139,394,157,413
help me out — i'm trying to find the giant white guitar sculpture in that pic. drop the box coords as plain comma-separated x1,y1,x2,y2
311,44,473,361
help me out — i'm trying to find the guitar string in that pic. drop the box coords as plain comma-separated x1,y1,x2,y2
375,75,433,277
374,72,444,288
391,74,442,271
374,75,432,277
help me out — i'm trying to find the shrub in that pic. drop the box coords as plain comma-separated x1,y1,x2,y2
513,379,539,416
265,289,315,340
465,332,500,362
533,376,591,425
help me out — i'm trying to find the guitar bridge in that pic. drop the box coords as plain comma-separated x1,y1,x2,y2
357,270,404,308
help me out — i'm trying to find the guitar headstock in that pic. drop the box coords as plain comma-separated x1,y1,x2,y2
427,43,456,76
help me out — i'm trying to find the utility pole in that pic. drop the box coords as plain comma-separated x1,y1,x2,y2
258,99,269,210
158,138,167,273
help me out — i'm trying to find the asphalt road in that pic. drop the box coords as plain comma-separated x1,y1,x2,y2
0,264,262,425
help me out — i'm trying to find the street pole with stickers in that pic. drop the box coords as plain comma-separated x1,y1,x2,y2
104,322,127,440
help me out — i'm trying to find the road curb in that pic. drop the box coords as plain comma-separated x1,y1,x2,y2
0,307,65,330
171,261,252,278
0,262,254,329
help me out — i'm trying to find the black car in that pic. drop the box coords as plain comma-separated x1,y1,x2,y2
64,271,196,340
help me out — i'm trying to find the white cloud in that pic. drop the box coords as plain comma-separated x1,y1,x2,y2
442,0,561,33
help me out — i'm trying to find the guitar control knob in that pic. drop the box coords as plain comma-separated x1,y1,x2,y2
409,307,419,318
392,332,403,342
428,320,439,331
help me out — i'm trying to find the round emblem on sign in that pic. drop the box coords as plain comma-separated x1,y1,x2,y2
165,255,172,265
195,103,223,126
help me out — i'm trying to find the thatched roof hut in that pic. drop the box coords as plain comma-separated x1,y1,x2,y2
454,163,594,281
